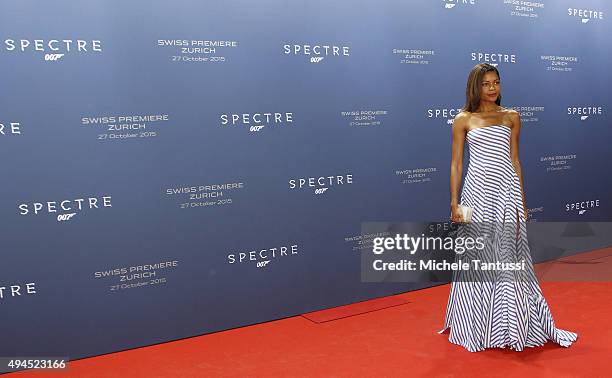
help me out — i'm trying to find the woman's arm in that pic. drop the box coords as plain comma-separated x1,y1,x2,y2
509,110,528,220
450,113,467,220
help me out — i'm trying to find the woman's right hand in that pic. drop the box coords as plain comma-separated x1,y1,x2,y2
450,206,464,223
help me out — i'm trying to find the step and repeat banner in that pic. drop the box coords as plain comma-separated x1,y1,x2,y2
1,0,611,360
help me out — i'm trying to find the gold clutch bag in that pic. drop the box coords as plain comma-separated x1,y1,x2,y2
451,204,473,223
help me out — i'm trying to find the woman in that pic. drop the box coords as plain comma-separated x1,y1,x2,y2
439,63,578,352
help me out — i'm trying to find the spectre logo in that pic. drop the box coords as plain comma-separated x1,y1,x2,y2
220,112,294,133
471,52,516,65
18,195,112,222
227,244,299,268
1,39,103,61
289,174,353,195
565,199,600,215
283,43,350,63
567,8,604,23
567,106,602,121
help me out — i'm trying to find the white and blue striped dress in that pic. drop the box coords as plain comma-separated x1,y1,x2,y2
439,125,578,352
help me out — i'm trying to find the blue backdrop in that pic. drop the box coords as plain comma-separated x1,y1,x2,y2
1,0,611,360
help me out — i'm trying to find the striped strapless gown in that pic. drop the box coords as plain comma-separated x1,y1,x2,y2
439,124,578,352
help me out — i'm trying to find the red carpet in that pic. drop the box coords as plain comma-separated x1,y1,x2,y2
302,295,409,323
13,247,612,377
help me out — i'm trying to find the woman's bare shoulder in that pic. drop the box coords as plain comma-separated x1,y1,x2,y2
451,111,471,135
501,107,520,120
453,111,471,125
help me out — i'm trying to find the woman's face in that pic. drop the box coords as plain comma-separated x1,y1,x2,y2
480,71,501,102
